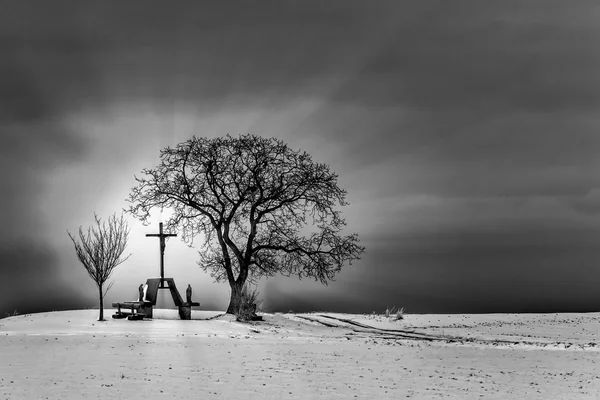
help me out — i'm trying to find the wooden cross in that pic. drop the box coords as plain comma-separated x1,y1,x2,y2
146,222,177,287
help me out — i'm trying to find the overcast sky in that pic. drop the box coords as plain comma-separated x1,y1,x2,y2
2,0,600,316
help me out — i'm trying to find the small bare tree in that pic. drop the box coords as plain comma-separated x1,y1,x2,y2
68,212,132,321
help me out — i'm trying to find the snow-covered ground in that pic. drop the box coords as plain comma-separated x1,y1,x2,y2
1,309,599,399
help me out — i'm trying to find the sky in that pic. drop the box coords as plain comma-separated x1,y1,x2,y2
2,0,600,316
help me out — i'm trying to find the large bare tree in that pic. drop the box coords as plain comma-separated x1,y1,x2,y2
126,134,364,314
68,213,131,321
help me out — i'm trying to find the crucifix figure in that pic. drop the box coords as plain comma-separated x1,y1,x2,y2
146,222,177,287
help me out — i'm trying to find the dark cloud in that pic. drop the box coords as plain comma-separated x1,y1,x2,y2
331,0,600,112
566,189,600,215
0,243,85,317
0,3,110,122
327,107,600,200
0,3,94,316
5,1,599,128
262,238,600,314
0,1,399,111
4,1,599,112
0,132,87,316
346,223,600,313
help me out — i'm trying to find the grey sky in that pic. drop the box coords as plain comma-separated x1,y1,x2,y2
2,1,600,315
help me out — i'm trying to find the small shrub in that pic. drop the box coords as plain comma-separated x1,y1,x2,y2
235,285,262,322
3,309,19,319
385,306,405,320
396,307,405,320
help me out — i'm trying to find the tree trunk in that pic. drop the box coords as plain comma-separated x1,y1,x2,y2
226,280,244,314
98,284,104,321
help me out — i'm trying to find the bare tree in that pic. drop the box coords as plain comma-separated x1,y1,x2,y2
126,134,364,314
68,213,132,321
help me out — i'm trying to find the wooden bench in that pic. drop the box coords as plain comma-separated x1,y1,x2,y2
112,301,152,319
112,278,200,320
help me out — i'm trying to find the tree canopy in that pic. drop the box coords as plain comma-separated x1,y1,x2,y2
126,134,364,312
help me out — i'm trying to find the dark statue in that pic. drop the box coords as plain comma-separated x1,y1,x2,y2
138,284,144,302
186,284,192,304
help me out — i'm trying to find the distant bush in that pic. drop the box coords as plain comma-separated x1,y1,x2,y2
235,285,262,322
385,306,404,320
3,309,19,319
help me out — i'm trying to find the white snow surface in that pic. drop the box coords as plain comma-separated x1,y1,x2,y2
1,309,599,399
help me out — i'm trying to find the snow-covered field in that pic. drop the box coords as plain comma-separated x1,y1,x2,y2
1,309,599,399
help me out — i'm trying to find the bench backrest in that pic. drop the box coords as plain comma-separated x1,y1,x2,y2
144,278,161,304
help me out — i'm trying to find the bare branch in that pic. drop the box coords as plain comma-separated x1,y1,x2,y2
125,134,365,313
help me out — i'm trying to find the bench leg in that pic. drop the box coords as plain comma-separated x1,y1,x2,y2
178,306,191,320
140,305,153,318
